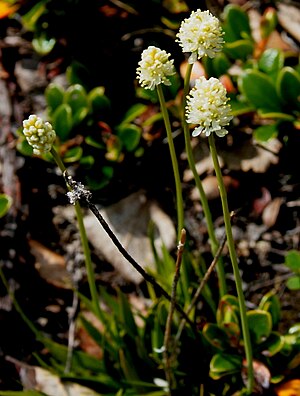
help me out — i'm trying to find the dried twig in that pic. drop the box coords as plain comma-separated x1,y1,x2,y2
175,233,227,343
163,229,186,395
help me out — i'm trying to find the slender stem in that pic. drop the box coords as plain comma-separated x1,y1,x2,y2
156,84,184,240
182,63,227,297
208,135,254,393
50,147,102,320
163,229,186,394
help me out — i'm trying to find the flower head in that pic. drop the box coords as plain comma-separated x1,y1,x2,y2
23,114,56,155
136,46,175,90
186,76,233,137
177,9,224,64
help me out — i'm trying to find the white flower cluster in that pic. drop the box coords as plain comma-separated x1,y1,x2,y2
136,46,175,90
185,76,233,137
23,114,56,155
176,9,224,64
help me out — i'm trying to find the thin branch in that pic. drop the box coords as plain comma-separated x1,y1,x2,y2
163,229,186,395
77,192,195,330
175,233,227,344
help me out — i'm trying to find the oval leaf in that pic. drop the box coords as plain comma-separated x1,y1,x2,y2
259,290,281,328
254,123,279,142
45,83,65,114
247,310,272,344
223,5,252,42
64,84,88,115
285,250,300,273
210,353,242,379
277,67,300,110
286,276,300,291
117,124,141,152
224,39,254,61
88,87,111,115
203,323,230,350
239,70,282,112
52,104,73,141
258,48,284,78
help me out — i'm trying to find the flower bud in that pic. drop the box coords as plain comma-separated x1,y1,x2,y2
23,114,56,155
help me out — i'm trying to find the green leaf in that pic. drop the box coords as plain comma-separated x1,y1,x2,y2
203,323,230,350
85,136,105,149
223,5,252,42
0,194,12,218
80,155,95,168
117,289,139,338
223,40,254,61
88,87,111,115
254,123,279,142
286,276,300,291
117,124,141,151
32,34,56,56
45,83,64,114
258,49,284,79
64,84,88,115
216,294,240,327
259,290,281,328
73,107,89,126
247,310,272,344
62,146,83,163
52,104,73,141
261,332,284,357
212,53,231,77
239,70,282,112
285,250,300,273
41,337,104,373
121,103,148,124
21,1,47,31
209,353,242,379
277,67,300,110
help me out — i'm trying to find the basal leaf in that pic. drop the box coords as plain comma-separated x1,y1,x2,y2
247,310,272,344
209,353,242,379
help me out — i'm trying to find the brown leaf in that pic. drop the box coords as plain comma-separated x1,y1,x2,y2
190,175,239,201
29,240,72,289
252,187,272,215
242,359,271,392
262,197,284,228
220,138,282,173
77,311,103,359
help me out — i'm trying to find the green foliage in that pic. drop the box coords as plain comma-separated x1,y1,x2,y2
284,250,300,290
203,292,299,386
0,194,12,218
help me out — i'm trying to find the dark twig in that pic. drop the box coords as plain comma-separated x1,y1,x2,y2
163,229,186,395
64,176,195,330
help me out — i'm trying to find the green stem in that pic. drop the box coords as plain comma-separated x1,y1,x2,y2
50,147,102,320
208,135,254,393
182,63,227,297
156,84,184,240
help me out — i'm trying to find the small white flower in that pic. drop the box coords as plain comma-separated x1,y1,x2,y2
136,46,175,90
185,76,233,137
23,114,56,155
177,9,224,64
